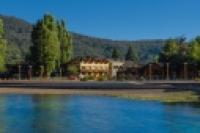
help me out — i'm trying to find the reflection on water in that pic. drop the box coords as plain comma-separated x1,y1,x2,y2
0,95,200,133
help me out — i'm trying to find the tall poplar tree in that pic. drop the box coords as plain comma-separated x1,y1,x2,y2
0,19,7,71
30,14,60,77
57,20,73,65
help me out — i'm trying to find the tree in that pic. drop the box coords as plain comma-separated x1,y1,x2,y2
30,14,60,77
0,19,7,72
6,43,22,64
189,37,200,62
159,39,179,62
125,46,138,62
57,20,73,65
158,38,190,74
112,48,120,60
195,36,200,44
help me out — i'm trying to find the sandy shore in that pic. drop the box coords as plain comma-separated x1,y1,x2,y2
0,81,199,102
0,88,199,103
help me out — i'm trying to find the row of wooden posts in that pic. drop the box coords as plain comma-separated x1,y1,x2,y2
16,62,190,80
17,65,63,80
148,62,189,80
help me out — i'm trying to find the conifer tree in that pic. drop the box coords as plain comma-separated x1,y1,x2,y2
112,48,120,60
125,46,138,62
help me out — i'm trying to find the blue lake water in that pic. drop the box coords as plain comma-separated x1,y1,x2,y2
0,95,200,133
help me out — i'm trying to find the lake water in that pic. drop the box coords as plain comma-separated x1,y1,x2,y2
0,95,200,133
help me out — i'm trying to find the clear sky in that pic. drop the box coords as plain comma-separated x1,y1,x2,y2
0,0,200,40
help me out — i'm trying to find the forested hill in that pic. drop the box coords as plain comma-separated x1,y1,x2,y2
73,33,165,63
0,15,166,64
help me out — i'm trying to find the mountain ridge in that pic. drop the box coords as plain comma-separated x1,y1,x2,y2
0,15,166,64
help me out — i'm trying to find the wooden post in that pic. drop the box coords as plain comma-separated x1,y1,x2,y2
18,65,21,80
29,65,32,80
60,68,62,78
149,64,152,80
40,65,44,78
184,62,188,80
166,63,169,80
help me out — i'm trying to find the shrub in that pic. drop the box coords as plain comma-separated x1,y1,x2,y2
67,65,79,75
98,75,108,81
117,73,126,81
81,75,95,81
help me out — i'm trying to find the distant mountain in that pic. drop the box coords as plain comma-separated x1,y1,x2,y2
73,33,165,63
0,15,166,64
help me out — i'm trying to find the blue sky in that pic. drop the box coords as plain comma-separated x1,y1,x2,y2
0,0,200,40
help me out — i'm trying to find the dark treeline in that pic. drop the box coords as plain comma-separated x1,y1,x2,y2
111,46,138,62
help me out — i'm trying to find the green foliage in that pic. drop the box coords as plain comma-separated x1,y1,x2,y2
29,14,74,77
73,33,165,63
0,15,166,64
67,64,79,75
6,43,22,64
0,19,7,71
0,19,3,34
81,75,95,81
158,37,196,77
159,39,179,62
159,38,189,65
30,14,60,77
57,20,73,65
98,75,108,81
112,48,120,60
189,36,200,62
125,46,138,62
0,15,32,63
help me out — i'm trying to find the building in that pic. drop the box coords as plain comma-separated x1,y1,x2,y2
109,60,124,79
80,58,110,80
117,61,140,80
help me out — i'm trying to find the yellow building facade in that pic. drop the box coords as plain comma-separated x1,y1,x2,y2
80,59,111,79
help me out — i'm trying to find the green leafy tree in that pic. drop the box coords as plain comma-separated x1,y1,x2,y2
159,39,179,62
159,38,190,73
6,43,22,64
0,19,7,71
195,36,200,44
30,14,60,77
189,36,200,62
112,48,120,60
125,46,138,62
57,20,73,65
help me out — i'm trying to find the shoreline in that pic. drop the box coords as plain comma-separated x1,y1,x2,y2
0,88,172,95
0,80,199,90
0,81,199,103
0,88,199,103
